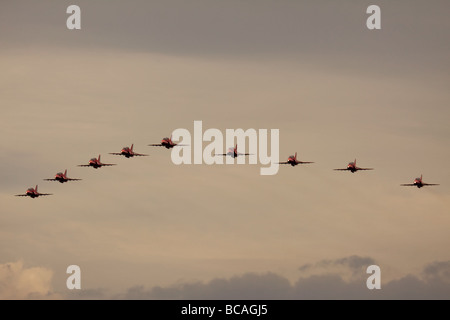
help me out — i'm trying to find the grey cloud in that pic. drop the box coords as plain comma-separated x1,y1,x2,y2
115,272,293,300
64,288,109,300
299,255,376,277
107,258,450,300
1,0,449,76
380,275,430,300
334,256,377,270
298,263,313,272
293,273,369,300
422,261,450,282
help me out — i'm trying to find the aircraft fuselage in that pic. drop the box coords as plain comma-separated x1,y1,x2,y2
161,141,174,149
121,151,133,158
287,158,297,166
55,176,67,183
227,151,238,158
89,162,101,169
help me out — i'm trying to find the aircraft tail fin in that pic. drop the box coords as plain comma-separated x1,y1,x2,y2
131,144,134,151
98,154,101,161
35,185,38,192
295,152,297,160
421,174,423,181
64,169,67,176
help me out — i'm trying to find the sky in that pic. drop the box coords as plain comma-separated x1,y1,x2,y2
1,0,449,299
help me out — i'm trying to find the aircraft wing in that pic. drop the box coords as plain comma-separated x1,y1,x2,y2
15,194,28,197
298,161,314,164
277,161,290,164
422,183,439,186
109,153,123,155
133,153,149,157
400,184,416,186
148,144,163,147
100,164,116,166
333,168,348,171
43,179,57,181
67,178,82,181
77,164,91,167
356,167,374,171
38,193,53,196
214,154,228,156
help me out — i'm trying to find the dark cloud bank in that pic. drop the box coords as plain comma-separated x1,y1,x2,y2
66,256,450,300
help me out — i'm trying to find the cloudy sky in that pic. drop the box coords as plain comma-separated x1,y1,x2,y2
1,0,449,299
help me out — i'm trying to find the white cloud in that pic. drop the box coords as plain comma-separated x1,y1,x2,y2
0,260,60,299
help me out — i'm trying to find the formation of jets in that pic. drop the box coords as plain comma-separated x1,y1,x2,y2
15,136,440,198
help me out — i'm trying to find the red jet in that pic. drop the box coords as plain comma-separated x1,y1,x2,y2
216,144,251,158
277,152,314,167
401,175,439,188
78,154,116,169
334,159,373,173
109,144,149,158
44,169,82,183
15,185,52,198
148,135,188,149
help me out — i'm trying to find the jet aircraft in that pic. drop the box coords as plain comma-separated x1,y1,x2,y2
400,175,439,188
109,144,148,158
277,152,314,167
334,159,373,173
44,169,82,183
148,135,188,149
216,144,251,158
78,155,116,169
15,185,52,198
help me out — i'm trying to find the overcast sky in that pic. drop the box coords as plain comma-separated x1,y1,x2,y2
1,0,449,299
